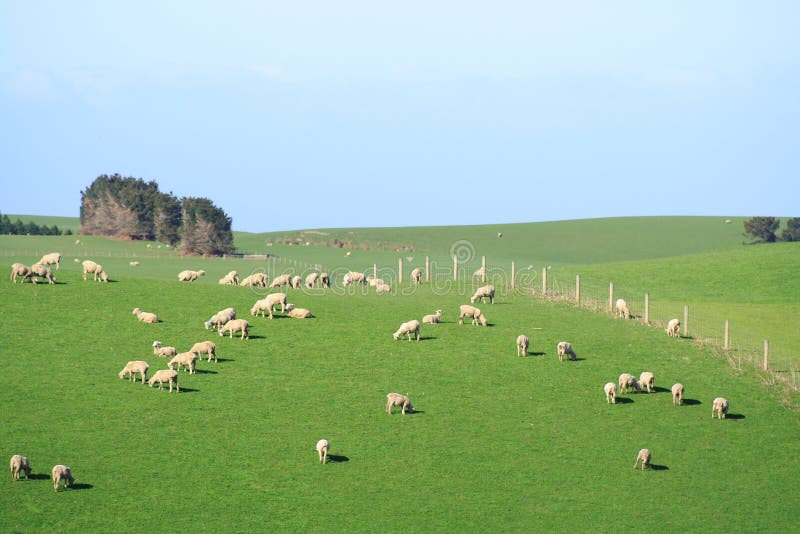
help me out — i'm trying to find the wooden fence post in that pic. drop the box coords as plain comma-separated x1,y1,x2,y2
575,275,580,306
609,282,614,313
684,305,689,337
425,256,430,283
644,293,649,324
373,264,377,282
763,340,769,370
398,258,403,285
542,268,547,297
481,256,486,284
453,255,458,281
724,320,730,350
511,261,516,290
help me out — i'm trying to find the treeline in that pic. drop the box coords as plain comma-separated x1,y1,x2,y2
80,174,234,256
0,212,71,236
744,216,800,243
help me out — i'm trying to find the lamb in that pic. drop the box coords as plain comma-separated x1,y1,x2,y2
604,382,617,404
470,284,495,304
410,267,422,284
422,310,444,324
240,272,269,287
639,372,655,393
269,274,292,288
10,455,31,480
712,397,729,419
129,261,140,267
82,260,108,282
148,369,179,392
320,273,331,288
205,307,236,330
10,263,32,283
665,318,681,338
38,252,61,270
190,341,217,363
343,271,367,286
133,307,159,323
633,449,651,471
458,304,487,326
250,293,287,319
290,275,302,289
169,351,199,374
672,383,684,406
386,392,414,414
152,341,177,358
178,269,205,282
218,270,239,285
557,341,577,362
305,272,319,288
618,373,641,394
52,464,74,492
119,360,149,383
29,263,56,284
393,319,420,341
219,319,250,339
615,298,631,319
316,439,329,464
516,335,529,356
375,283,391,294
287,307,314,319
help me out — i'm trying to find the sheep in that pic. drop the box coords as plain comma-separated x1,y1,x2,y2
290,275,302,289
473,266,486,278
393,320,420,341
386,392,414,414
52,464,74,492
250,293,287,319
639,372,655,393
516,335,530,356
10,455,31,481
458,304,487,326
133,307,159,323
615,298,631,319
219,319,249,339
287,307,314,319
218,270,239,285
320,273,331,288
169,351,199,374
152,341,177,358
269,274,292,288
665,318,681,338
618,373,641,394
240,272,268,287
316,439,329,464
422,310,444,324
205,307,236,330
672,383,684,406
410,267,423,284
604,382,617,404
470,284,495,304
29,263,56,284
129,261,140,267
557,341,577,362
633,449,651,471
178,269,205,282
375,283,391,294
343,271,367,286
82,260,108,282
367,276,384,287
119,360,149,383
148,369,179,392
10,263,33,283
305,272,320,288
190,341,217,363
38,252,61,270
712,397,729,419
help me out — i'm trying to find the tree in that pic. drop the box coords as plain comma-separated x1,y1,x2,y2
781,217,800,242
180,197,235,256
743,217,779,243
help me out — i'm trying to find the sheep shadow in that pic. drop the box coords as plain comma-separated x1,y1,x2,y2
682,398,702,406
172,387,198,394
69,483,93,490
648,464,669,471
725,413,745,420
28,474,51,481
651,386,671,394
209,357,234,363
615,397,635,404
326,455,349,463
192,368,218,375
522,351,546,357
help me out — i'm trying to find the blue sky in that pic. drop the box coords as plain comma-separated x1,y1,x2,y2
1,1,798,232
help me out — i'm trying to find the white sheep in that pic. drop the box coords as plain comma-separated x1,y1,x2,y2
82,260,108,282
290,275,302,289
52,464,74,492
386,392,414,414
148,369,179,392
129,261,140,267
10,263,33,283
133,307,159,323
473,266,486,278
240,272,269,287
633,449,651,471
375,283,391,294
604,382,617,404
190,341,217,363
458,304,487,326
10,454,31,480
152,341,177,358
305,272,320,288
287,307,314,319
615,298,631,319
422,310,444,324
38,252,62,270
516,335,529,356
393,319,420,341
316,439,329,464
320,273,331,288
672,383,684,406
269,274,292,288
665,318,681,338
169,351,199,374
29,263,56,284
470,284,495,304
367,276,384,287
343,271,367,286
119,360,149,383
712,397,729,419
410,267,423,284
557,341,577,362
250,293,287,319
618,373,641,394
639,372,655,393
205,307,236,330
219,319,250,339
178,269,205,282
218,270,239,285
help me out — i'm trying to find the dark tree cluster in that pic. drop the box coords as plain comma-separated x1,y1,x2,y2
0,212,69,236
743,216,800,243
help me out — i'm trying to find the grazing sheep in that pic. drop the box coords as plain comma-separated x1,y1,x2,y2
422,310,444,324
119,360,149,383
205,307,236,330
250,293,287,319
218,270,239,285
618,373,641,394
240,272,269,287
516,335,530,356
367,276,384,287
393,320,420,341
29,263,56,284
219,319,249,339
10,455,31,481
604,382,617,404
269,274,292,288
178,269,205,282
473,266,486,278
82,260,108,282
287,307,314,319
190,341,217,363
639,372,655,393
320,273,331,288
38,252,62,270
615,298,631,319
132,307,159,323
152,341,177,358
305,272,320,288
52,464,74,492
375,283,391,294
470,284,495,304
9,263,33,283
386,392,414,414
672,383,684,406
712,397,729,419
129,261,140,267
633,449,651,471
148,369,179,392
557,341,577,362
290,275,302,288
410,268,423,284
169,352,199,374
316,439,329,464
665,318,681,338
343,271,367,286
458,304,487,326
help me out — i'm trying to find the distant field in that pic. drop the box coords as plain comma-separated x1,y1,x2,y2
4,214,81,233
